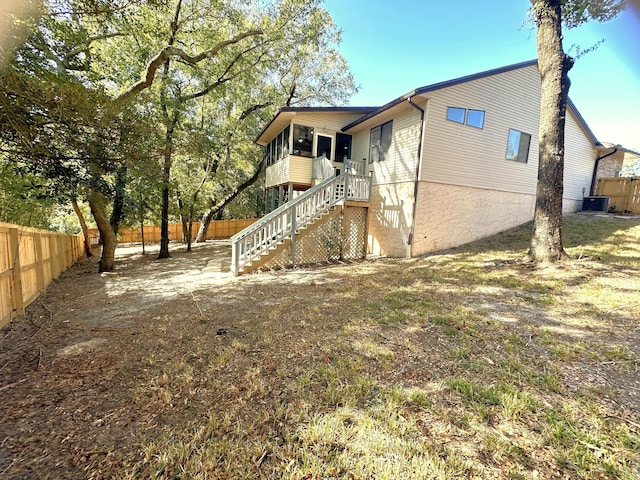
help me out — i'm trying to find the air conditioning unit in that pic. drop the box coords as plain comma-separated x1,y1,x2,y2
582,196,610,212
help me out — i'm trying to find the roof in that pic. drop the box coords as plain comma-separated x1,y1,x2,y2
341,60,539,132
256,60,604,149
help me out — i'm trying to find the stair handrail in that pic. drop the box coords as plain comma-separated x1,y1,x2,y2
231,172,371,275
231,174,337,242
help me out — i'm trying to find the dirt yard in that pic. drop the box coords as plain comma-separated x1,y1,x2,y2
1,216,638,479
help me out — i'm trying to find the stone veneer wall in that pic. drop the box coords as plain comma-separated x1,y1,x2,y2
411,182,536,256
367,181,586,259
594,151,624,185
367,182,415,258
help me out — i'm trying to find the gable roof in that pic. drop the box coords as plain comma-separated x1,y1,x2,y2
256,61,603,148
340,60,602,148
341,60,538,132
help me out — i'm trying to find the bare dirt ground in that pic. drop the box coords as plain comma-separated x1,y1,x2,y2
0,240,242,478
0,217,638,479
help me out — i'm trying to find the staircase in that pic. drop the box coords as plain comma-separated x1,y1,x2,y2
231,172,372,275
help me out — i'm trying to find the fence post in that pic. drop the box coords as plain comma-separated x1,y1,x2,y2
34,234,45,292
9,228,24,316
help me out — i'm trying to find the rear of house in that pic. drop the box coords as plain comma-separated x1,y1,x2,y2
338,60,599,257
239,60,604,274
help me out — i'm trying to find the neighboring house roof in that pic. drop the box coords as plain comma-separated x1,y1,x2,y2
596,142,640,158
255,106,377,146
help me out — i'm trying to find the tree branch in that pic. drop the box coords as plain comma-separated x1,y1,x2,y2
209,158,265,214
238,102,272,121
117,29,263,101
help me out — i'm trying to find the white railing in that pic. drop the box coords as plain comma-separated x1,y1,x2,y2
346,158,366,175
231,172,371,275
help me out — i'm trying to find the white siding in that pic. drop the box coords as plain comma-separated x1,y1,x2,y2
290,112,365,135
564,110,597,201
351,107,422,186
420,63,596,208
421,65,542,194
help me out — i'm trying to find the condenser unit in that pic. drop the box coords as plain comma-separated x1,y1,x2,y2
582,196,610,212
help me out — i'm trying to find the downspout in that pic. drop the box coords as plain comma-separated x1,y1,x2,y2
407,96,425,257
590,147,617,195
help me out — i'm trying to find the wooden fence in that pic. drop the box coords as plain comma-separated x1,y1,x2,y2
595,177,640,214
86,218,257,245
0,222,84,329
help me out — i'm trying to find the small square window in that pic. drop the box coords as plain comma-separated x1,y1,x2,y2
506,129,531,163
446,107,466,124
466,109,485,129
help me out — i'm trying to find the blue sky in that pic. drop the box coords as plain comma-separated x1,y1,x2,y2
322,0,640,151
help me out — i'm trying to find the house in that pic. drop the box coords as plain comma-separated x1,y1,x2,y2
592,143,640,185
231,60,611,274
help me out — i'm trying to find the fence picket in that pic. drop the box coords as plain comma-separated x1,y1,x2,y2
0,222,84,328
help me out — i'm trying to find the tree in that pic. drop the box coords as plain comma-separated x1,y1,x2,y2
192,1,358,242
528,0,625,262
1,0,357,271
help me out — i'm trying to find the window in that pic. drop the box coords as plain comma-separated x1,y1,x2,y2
293,124,313,157
265,126,290,166
466,110,485,128
369,120,393,163
506,129,531,163
446,107,485,129
316,134,332,160
446,107,466,124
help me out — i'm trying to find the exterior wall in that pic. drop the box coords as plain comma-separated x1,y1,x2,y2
351,106,423,185
289,111,365,134
367,182,415,257
349,107,422,258
265,155,312,188
420,65,542,194
418,64,594,200
412,182,535,256
563,111,598,201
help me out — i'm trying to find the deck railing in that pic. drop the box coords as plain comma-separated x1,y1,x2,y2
231,171,371,275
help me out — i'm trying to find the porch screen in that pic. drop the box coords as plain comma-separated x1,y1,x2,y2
293,125,313,157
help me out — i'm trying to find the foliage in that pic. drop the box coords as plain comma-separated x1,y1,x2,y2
620,157,640,176
559,0,627,28
0,157,56,228
0,0,357,251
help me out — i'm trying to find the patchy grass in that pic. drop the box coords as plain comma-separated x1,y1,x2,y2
118,214,640,479
2,214,639,479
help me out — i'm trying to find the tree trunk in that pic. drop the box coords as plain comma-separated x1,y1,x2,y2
71,198,93,257
186,204,194,252
140,217,146,254
194,158,265,242
195,208,214,243
88,189,117,272
529,0,573,263
109,165,127,236
138,191,146,254
158,123,174,260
